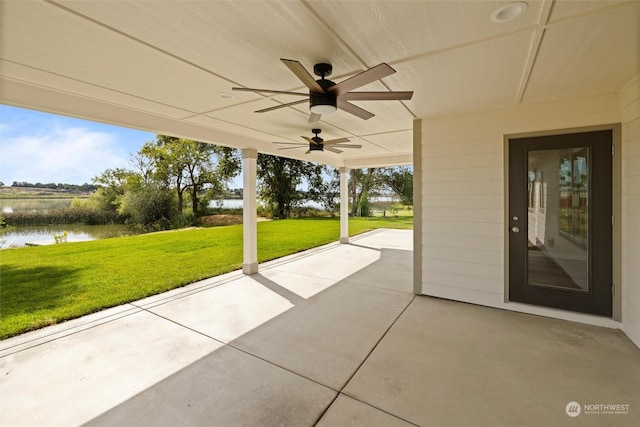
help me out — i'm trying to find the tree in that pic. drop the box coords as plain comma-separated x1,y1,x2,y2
313,167,340,216
91,167,133,211
129,151,156,187
88,135,240,228
140,135,241,214
349,168,380,216
257,154,324,219
380,166,413,205
118,183,177,229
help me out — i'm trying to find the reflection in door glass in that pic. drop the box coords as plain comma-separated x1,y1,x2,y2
527,148,589,291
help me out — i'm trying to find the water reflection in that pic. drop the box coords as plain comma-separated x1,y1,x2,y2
1,224,136,249
0,198,76,213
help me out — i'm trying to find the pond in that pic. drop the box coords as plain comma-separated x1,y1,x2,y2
1,224,137,249
0,197,247,213
0,197,326,249
1,197,77,213
0,197,330,213
0,198,242,249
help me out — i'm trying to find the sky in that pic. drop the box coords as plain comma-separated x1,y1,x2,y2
0,105,360,190
0,105,156,186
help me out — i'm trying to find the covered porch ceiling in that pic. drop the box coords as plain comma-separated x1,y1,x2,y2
1,0,638,168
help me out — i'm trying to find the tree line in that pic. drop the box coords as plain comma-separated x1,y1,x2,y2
26,135,412,229
5,182,97,192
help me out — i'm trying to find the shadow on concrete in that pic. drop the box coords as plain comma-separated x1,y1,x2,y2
84,248,414,426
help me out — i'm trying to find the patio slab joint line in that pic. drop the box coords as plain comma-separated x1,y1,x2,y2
258,229,388,271
129,271,246,310
313,294,418,426
0,305,142,357
141,306,339,393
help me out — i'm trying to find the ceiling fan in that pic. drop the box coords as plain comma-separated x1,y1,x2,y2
273,129,361,154
232,59,413,122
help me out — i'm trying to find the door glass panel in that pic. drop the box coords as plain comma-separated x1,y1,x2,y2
527,148,589,291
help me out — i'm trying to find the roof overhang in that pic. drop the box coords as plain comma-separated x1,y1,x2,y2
1,0,638,168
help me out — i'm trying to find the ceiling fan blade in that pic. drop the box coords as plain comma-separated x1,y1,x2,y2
329,63,396,96
324,146,343,154
338,99,375,120
334,144,362,149
322,137,351,145
281,59,324,93
305,149,311,154
340,91,413,101
232,87,307,96
255,98,308,113
277,146,305,151
302,136,322,145
309,112,322,123
273,142,307,145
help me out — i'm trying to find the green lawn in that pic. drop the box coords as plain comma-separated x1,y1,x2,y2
0,216,412,339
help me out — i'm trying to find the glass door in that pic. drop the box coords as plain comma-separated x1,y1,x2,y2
508,130,612,316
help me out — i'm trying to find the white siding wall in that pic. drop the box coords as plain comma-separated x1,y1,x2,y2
420,92,624,328
621,76,640,347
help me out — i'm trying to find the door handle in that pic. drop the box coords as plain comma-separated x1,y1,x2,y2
511,226,520,233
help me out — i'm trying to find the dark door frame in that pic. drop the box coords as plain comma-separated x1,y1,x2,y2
504,124,621,320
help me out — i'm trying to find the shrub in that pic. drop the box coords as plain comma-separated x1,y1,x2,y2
289,206,329,218
53,231,69,244
358,195,371,217
70,197,88,208
3,208,122,226
0,215,15,248
206,206,243,216
118,186,177,230
172,212,196,229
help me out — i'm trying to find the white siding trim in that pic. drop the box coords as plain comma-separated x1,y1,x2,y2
621,75,640,347
413,119,423,295
420,92,627,330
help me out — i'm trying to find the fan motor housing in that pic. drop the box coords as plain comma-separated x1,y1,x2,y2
310,79,337,112
309,143,324,151
313,63,333,77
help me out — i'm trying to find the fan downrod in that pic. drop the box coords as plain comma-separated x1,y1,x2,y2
313,63,332,78
310,128,324,150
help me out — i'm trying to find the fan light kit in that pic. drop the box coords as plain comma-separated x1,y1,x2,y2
272,129,361,154
233,59,413,122
309,63,338,115
310,104,337,115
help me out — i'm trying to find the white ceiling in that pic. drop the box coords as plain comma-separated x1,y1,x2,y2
1,0,638,168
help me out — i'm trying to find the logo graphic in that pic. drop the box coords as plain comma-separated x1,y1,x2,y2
566,401,581,417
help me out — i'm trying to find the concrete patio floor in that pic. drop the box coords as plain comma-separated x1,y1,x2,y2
1,229,639,426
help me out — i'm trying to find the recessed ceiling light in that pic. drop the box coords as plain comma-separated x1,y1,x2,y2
491,2,528,23
218,92,234,99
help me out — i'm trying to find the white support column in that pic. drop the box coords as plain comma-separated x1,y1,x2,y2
413,119,422,295
340,167,349,244
242,148,258,274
